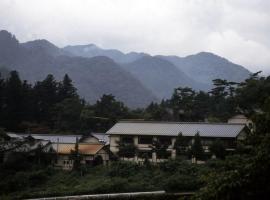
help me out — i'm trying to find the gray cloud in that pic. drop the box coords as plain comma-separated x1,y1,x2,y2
0,0,270,74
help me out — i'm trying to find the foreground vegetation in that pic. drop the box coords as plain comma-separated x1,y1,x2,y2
0,158,217,199
1,70,270,199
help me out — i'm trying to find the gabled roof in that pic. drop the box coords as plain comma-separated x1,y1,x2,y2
106,121,246,138
52,143,104,155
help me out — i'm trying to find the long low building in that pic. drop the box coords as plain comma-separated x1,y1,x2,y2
106,121,249,162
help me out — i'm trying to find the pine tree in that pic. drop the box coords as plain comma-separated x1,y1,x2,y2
191,132,204,161
33,74,58,126
58,74,77,101
70,137,81,171
174,132,190,156
3,71,23,130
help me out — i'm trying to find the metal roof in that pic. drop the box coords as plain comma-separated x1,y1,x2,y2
23,134,82,143
106,121,246,138
52,143,104,155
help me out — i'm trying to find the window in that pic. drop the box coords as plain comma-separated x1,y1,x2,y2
158,136,172,145
138,136,153,144
121,136,134,144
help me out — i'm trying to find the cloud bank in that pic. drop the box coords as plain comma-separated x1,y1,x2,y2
0,0,270,74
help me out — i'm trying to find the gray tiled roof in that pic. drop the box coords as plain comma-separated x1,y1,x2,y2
106,121,246,138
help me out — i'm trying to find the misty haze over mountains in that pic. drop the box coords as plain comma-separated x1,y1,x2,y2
0,30,251,107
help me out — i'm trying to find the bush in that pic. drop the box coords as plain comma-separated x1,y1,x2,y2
163,174,201,192
107,161,140,177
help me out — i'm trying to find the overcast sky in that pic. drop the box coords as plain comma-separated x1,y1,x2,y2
0,0,270,74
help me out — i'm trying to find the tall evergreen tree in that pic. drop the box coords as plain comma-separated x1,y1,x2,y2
58,74,78,101
33,74,58,126
3,71,23,130
70,137,82,171
0,73,5,125
191,132,205,161
170,87,196,121
174,132,190,156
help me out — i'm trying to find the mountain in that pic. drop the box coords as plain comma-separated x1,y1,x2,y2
159,52,251,85
21,39,71,57
54,56,158,107
0,30,157,107
0,30,252,107
122,56,208,99
63,44,148,63
63,43,251,88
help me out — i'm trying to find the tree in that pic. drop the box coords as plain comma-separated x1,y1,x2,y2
191,132,204,161
174,132,190,156
209,139,226,159
95,94,129,130
2,71,23,130
70,137,82,171
0,127,9,142
151,139,169,159
52,98,84,131
145,100,172,121
170,87,196,121
195,136,270,200
117,140,137,159
33,74,58,126
58,74,78,101
0,72,5,124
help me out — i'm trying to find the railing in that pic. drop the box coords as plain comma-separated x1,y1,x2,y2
25,191,195,200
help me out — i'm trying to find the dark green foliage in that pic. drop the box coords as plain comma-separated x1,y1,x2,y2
58,74,78,101
152,139,169,159
93,155,103,166
1,71,23,130
194,138,270,200
94,94,129,131
117,140,138,159
174,132,190,156
52,98,84,131
69,137,82,171
193,73,270,199
170,87,196,121
191,132,205,161
144,101,172,121
209,139,226,159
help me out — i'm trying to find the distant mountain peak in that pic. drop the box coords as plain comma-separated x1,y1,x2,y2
0,30,19,44
22,39,58,49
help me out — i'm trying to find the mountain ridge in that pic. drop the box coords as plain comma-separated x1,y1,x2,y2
0,30,252,107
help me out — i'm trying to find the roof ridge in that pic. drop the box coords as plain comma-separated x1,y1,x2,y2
26,134,82,137
118,121,246,125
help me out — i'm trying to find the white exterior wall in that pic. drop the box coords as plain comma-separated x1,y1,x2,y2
109,135,120,154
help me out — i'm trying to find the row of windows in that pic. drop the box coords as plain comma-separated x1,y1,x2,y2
121,136,173,145
120,136,236,147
